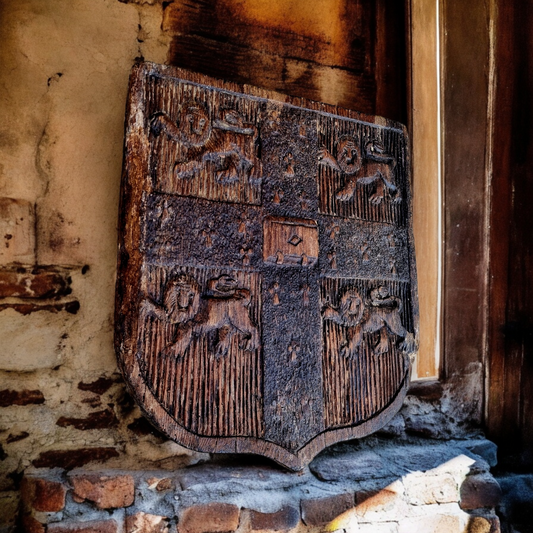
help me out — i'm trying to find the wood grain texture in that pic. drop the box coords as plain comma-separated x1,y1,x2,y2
162,0,407,124
115,62,418,470
487,0,533,468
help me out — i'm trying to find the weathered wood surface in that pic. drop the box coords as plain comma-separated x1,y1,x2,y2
487,0,533,468
162,0,408,124
115,62,418,470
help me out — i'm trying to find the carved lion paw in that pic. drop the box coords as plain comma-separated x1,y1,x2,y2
400,332,416,353
369,193,384,205
336,184,356,201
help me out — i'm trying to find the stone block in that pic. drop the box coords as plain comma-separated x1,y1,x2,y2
179,503,240,533
397,514,462,533
176,464,301,491
404,473,458,505
467,514,500,533
301,493,354,527
460,474,502,510
21,476,66,512
250,505,300,531
355,482,406,522
47,520,118,533
126,512,169,533
146,476,174,491
70,473,135,509
0,197,35,265
462,440,498,468
309,450,387,482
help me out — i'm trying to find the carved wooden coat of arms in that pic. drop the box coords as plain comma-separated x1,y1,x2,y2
115,62,418,470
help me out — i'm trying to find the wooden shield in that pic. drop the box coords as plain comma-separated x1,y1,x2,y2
115,62,418,470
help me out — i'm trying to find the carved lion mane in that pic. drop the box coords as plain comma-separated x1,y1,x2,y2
163,273,200,325
338,288,366,326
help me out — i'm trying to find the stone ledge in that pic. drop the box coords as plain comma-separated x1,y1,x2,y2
20,438,501,533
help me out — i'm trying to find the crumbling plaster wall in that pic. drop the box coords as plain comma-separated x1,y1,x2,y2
0,0,485,529
0,0,208,526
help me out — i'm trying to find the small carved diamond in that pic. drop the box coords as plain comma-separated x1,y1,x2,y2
288,234,303,246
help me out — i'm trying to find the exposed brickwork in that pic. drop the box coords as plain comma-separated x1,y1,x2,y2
179,503,240,533
32,448,119,469
47,520,119,533
77,377,120,395
0,389,45,407
301,493,354,526
0,300,80,315
126,512,169,533
70,473,134,509
21,476,66,512
16,440,504,533
0,266,72,299
56,409,119,430
460,474,502,510
250,505,300,531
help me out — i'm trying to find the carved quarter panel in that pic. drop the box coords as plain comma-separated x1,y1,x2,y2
317,114,407,225
147,75,263,205
320,277,414,429
116,63,418,470
138,264,263,437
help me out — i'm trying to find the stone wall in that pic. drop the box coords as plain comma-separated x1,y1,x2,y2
20,439,502,533
0,1,487,530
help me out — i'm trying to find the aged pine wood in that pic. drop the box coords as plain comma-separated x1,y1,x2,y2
115,62,418,470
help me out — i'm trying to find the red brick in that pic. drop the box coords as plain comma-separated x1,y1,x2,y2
47,520,118,533
179,503,240,533
21,515,46,533
21,476,66,512
460,475,502,510
126,512,169,533
301,493,354,527
78,376,120,395
0,267,71,299
32,447,119,469
250,505,300,531
56,409,118,430
70,473,134,509
0,389,44,407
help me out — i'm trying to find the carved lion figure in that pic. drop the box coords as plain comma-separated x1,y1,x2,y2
322,286,413,360
141,274,260,360
318,138,401,205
